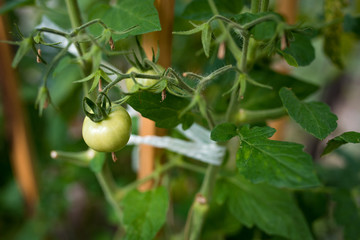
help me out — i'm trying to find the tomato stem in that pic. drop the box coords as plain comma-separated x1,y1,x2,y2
115,161,178,200
95,161,124,230
251,0,261,13
261,0,270,12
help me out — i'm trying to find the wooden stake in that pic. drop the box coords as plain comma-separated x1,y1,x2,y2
138,0,175,191
268,0,299,140
0,10,38,214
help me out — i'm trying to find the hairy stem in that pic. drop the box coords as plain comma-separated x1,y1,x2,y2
225,32,249,121
65,0,88,55
243,14,279,30
65,0,93,98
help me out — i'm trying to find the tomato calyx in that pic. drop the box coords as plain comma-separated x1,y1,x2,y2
125,36,160,73
82,92,112,123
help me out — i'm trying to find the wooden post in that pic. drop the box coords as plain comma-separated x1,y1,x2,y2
268,0,298,140
0,10,38,214
138,0,175,191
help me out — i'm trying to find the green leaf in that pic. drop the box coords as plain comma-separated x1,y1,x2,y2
88,0,161,41
12,38,33,68
99,69,112,83
50,57,82,104
127,92,193,129
182,0,243,20
122,187,169,240
333,190,360,240
0,0,34,14
35,86,50,116
89,152,106,173
201,23,212,57
322,131,360,156
211,123,237,142
237,125,320,188
279,87,337,140
220,176,313,240
317,151,360,189
280,32,315,66
89,71,101,93
344,14,360,37
278,50,298,67
240,68,318,110
73,72,96,83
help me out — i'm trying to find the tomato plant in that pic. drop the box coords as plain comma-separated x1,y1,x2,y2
1,0,360,240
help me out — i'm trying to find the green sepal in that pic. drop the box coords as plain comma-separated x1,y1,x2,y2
82,93,112,123
201,23,212,57
35,85,51,116
125,36,160,72
12,37,33,68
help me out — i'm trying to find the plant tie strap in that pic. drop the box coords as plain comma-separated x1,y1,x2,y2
127,123,226,166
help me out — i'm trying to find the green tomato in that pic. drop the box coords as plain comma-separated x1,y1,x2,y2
82,106,132,152
125,66,159,92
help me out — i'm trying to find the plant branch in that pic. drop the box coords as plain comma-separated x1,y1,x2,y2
96,161,124,229
260,0,270,12
235,107,286,123
225,32,249,121
115,161,178,201
65,0,88,56
243,14,280,30
207,0,242,63
251,0,261,13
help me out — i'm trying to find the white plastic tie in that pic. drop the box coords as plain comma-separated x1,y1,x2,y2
128,124,226,166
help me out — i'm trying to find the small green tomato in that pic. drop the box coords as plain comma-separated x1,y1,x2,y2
125,66,159,92
82,106,132,152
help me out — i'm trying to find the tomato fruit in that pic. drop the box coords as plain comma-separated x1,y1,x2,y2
82,106,132,152
125,66,159,92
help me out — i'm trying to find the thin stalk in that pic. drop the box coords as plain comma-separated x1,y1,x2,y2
225,32,249,121
65,0,93,98
100,72,163,95
115,161,177,201
243,15,279,30
235,107,286,123
35,27,69,37
187,165,219,240
166,68,196,93
96,162,124,228
260,0,270,12
177,161,207,174
251,0,261,13
207,0,242,63
70,19,108,36
225,87,238,122
65,0,88,55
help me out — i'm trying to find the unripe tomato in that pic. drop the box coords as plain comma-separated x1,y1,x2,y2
82,106,132,152
125,66,159,92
